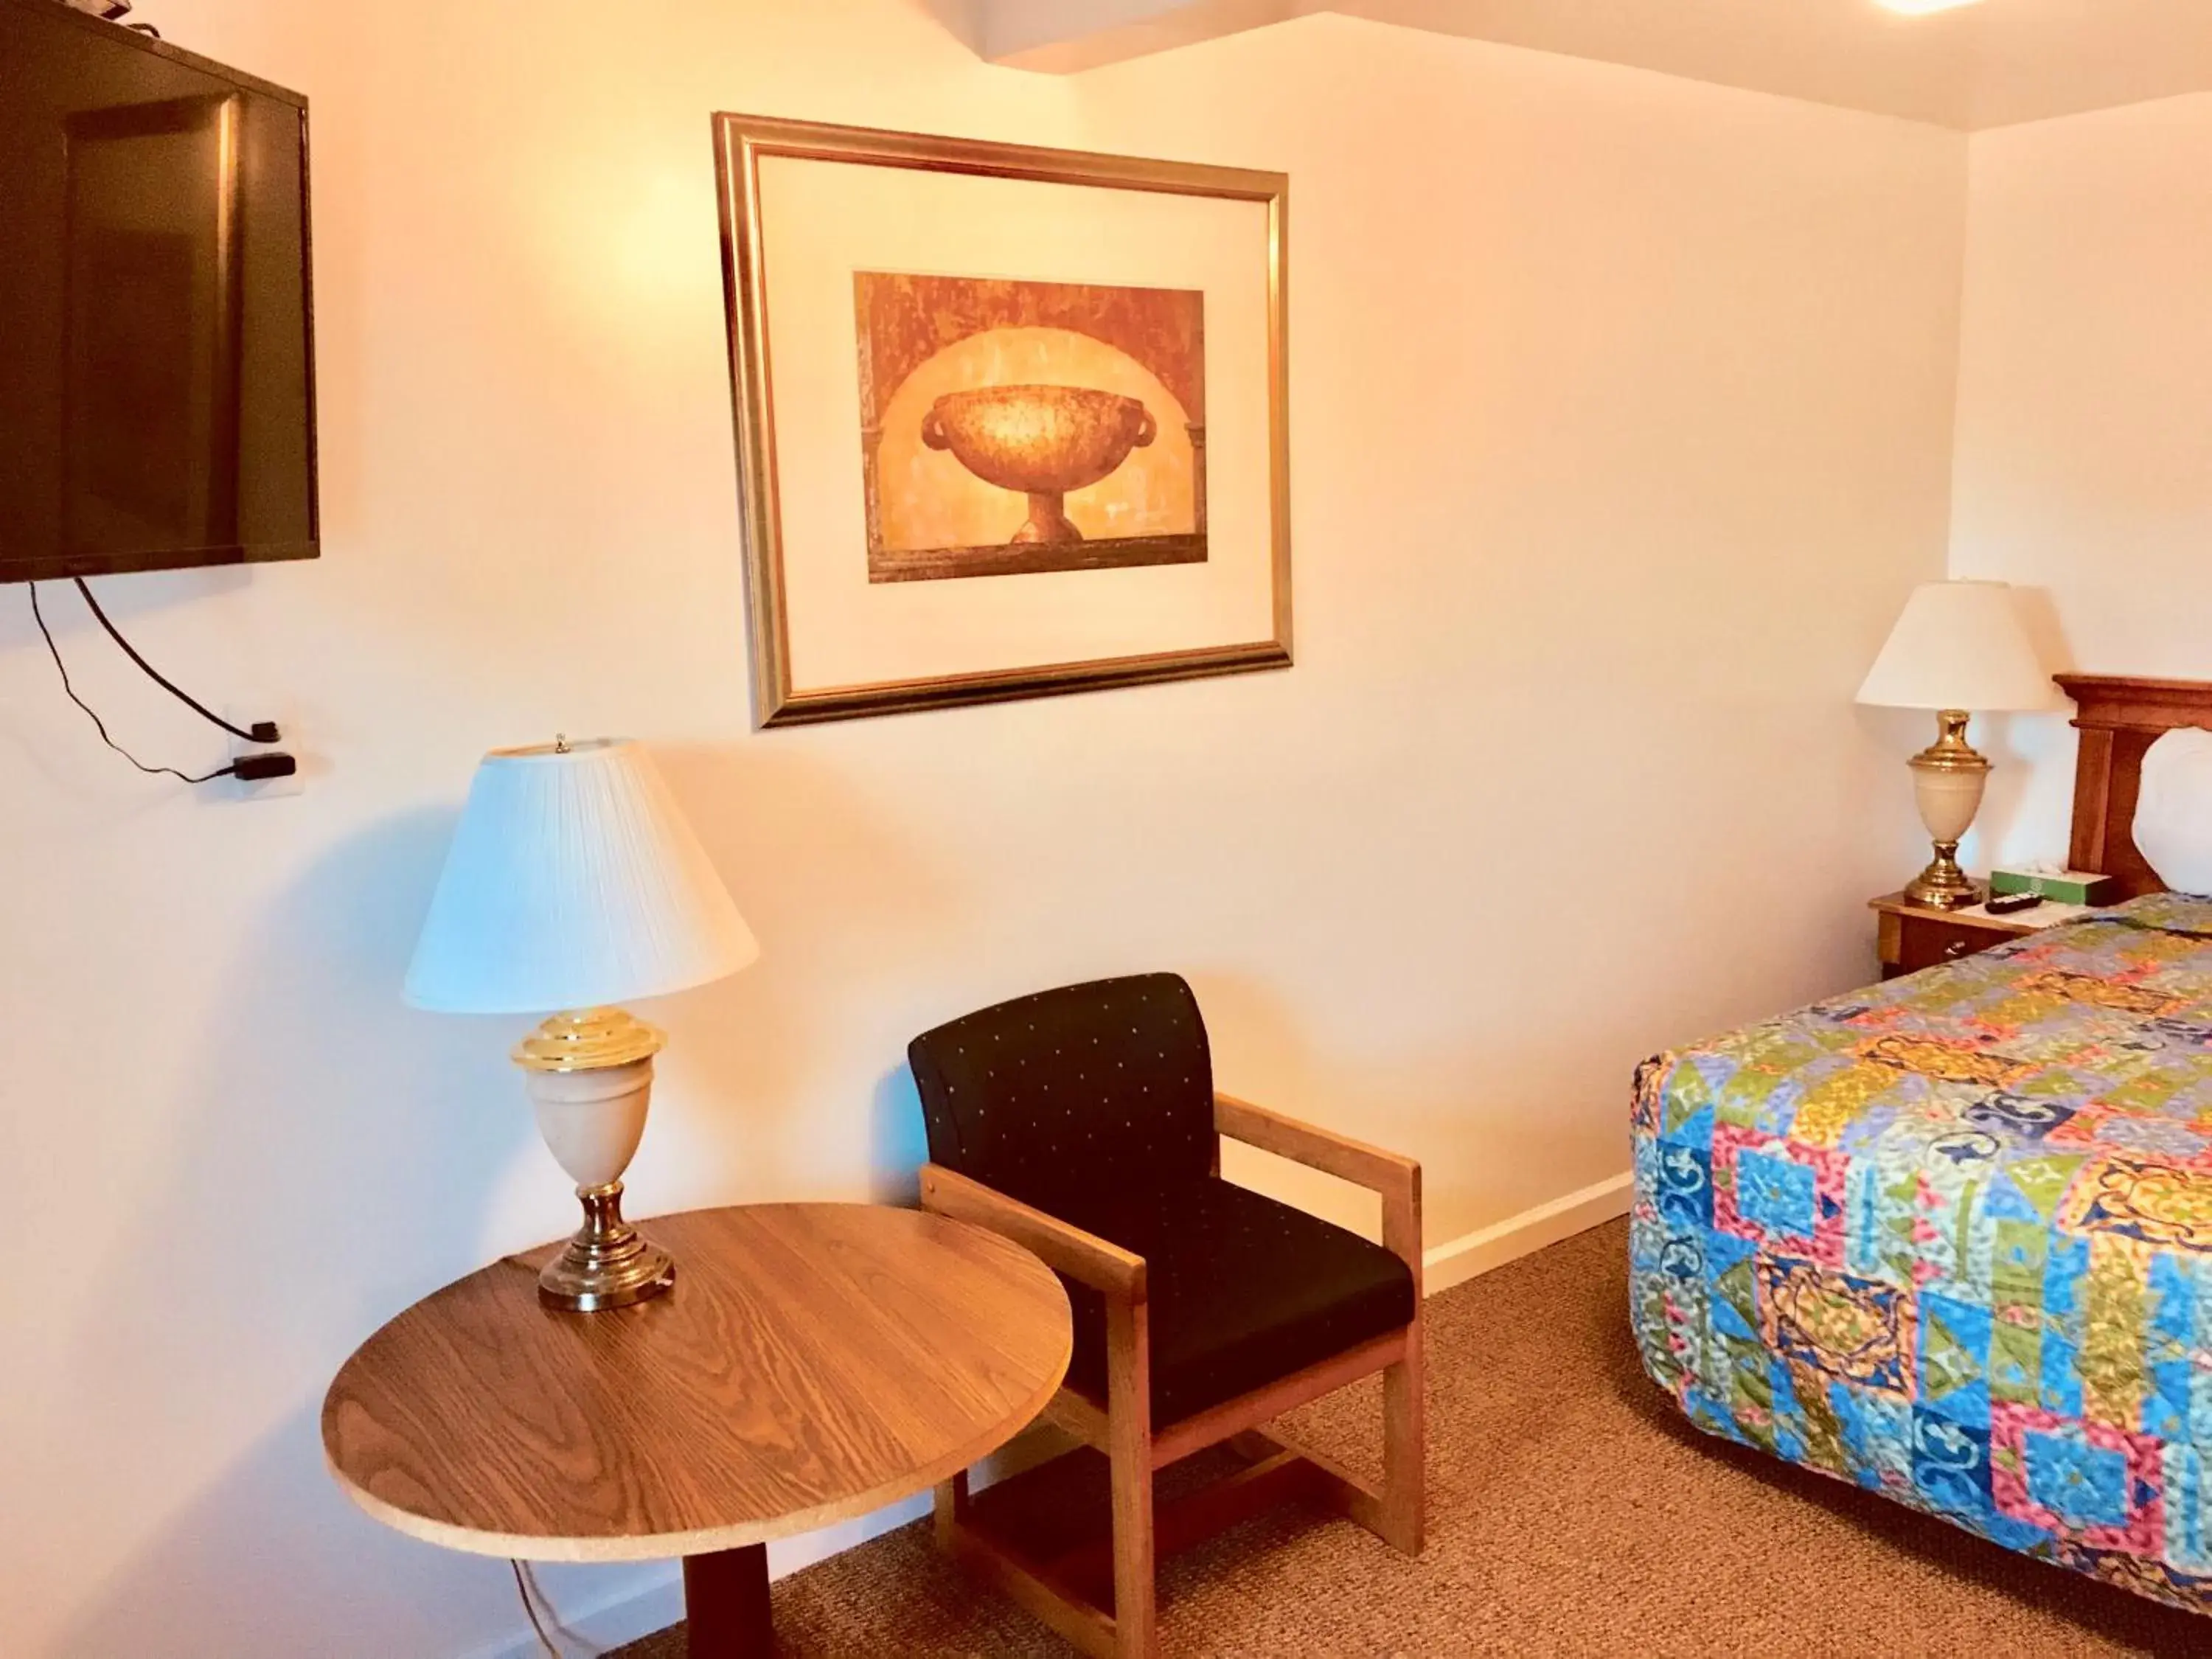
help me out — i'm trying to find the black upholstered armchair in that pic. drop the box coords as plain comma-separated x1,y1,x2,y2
911,974,1425,1659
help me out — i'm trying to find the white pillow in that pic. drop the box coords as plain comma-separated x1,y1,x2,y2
2135,728,2212,897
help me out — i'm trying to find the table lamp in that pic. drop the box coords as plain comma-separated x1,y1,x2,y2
406,738,758,1311
1856,580,2053,910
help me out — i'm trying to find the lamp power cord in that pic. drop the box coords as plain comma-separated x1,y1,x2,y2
510,1559,592,1658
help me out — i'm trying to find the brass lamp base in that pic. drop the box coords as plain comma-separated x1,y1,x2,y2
1905,841,1982,910
539,1181,675,1311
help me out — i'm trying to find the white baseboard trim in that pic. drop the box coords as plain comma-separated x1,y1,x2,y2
1421,1171,1632,1298
472,1174,1633,1658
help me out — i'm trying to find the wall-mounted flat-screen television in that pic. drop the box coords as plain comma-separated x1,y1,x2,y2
0,0,317,584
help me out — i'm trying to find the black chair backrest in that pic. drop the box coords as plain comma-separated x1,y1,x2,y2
908,973,1216,1216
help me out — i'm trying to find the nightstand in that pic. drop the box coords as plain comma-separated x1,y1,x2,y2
1868,890,2089,981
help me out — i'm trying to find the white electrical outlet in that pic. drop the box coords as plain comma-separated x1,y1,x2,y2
226,704,305,800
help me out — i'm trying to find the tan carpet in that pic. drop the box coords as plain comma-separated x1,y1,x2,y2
611,1220,2208,1656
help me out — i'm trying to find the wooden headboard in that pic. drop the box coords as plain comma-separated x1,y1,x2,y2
2059,674,2212,900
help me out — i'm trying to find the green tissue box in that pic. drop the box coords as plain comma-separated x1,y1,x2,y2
1989,868,2118,906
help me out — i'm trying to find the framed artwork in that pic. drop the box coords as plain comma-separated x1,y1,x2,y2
712,115,1290,726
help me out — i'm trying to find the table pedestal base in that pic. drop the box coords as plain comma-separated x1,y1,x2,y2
683,1542,771,1655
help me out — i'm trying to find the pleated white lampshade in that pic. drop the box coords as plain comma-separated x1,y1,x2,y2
405,739,759,1015
1856,580,2055,712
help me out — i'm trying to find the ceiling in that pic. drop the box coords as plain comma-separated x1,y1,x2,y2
962,0,2212,130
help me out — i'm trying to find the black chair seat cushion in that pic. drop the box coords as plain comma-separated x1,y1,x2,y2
1057,1175,1416,1427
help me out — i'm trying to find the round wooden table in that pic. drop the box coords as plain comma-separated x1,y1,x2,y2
321,1203,1071,1654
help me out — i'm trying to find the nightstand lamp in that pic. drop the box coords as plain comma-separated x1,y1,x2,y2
1857,580,2054,910
406,738,758,1310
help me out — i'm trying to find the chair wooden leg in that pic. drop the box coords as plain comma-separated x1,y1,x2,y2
1379,1318,1425,1556
1378,1150,1425,1558
1106,1297,1158,1659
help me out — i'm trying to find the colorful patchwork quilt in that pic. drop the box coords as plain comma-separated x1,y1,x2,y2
1630,893,2212,1615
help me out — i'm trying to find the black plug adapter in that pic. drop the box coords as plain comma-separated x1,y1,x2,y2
247,720,280,744
231,752,297,782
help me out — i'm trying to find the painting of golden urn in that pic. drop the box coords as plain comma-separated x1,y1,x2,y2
920,385,1157,545
853,271,1208,583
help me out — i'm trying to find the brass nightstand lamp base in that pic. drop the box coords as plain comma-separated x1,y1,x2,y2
1902,710,1992,911
1905,841,1980,911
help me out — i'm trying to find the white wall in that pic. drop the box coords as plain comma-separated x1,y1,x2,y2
0,6,1963,1655
1950,92,2212,870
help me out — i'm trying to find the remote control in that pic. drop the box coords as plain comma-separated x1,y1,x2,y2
1986,891,2045,916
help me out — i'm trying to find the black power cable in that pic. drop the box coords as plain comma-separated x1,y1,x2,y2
28,583,231,783
509,1561,562,1658
72,577,275,743
26,584,297,787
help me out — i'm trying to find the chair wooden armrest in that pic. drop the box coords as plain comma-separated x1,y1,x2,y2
919,1163,1148,1302
1213,1093,1422,1276
1213,1093,1419,1200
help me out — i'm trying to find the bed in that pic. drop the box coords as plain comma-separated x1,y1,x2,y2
1630,675,2212,1614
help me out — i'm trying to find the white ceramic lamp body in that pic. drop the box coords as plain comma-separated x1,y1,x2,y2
1912,759,1988,846
529,1058,655,1191
406,739,758,1310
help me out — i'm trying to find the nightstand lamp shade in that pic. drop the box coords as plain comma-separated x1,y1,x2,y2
1855,580,2053,714
1857,581,2054,911
406,739,758,1310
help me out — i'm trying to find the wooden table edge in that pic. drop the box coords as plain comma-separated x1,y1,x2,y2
1866,889,2045,937
320,1272,1071,1563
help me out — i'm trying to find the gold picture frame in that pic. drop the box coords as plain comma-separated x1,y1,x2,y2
712,114,1291,727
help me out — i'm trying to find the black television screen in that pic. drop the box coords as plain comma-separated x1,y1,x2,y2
0,0,316,584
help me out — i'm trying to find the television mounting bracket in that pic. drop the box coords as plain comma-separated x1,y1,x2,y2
58,1,150,27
